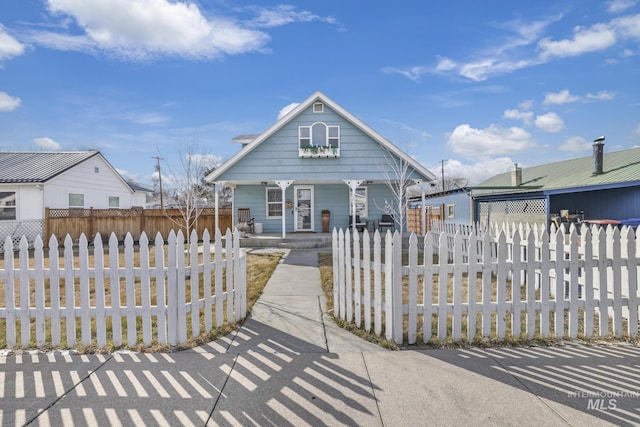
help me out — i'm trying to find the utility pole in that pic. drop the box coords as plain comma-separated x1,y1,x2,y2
153,156,164,209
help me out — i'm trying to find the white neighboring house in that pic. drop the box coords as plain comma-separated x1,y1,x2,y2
0,151,140,250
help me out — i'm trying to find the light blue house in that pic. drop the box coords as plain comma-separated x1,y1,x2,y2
206,92,436,236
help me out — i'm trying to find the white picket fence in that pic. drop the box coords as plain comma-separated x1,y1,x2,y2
333,223,640,345
0,228,246,349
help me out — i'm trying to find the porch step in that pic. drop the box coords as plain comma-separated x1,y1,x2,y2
239,234,333,249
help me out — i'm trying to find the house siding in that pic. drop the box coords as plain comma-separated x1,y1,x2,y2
422,191,473,225
44,156,133,209
216,105,424,183
0,184,43,221
234,183,397,233
550,186,640,220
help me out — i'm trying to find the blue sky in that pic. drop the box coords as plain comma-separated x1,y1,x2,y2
1,1,639,187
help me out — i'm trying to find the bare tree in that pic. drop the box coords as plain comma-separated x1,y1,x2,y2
160,143,219,247
377,150,417,233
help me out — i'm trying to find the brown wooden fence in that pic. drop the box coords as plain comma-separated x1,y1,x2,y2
407,208,442,234
45,207,233,244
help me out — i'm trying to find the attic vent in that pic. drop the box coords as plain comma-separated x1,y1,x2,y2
313,102,324,113
94,167,99,173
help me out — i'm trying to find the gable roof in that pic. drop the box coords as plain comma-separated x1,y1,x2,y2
207,91,436,182
0,151,132,192
474,145,640,196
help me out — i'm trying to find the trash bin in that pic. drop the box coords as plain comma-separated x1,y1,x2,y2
254,223,263,234
321,210,330,233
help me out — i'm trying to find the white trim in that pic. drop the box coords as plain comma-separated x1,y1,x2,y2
294,185,314,232
206,91,436,182
0,190,17,221
265,187,282,219
108,195,120,209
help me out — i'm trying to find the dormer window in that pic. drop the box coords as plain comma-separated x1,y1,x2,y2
298,122,340,158
313,102,324,113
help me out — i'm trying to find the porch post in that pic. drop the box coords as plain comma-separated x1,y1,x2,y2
275,180,294,239
413,179,425,235
213,181,225,235
343,180,363,234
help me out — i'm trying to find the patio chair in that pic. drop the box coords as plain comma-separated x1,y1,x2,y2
378,214,394,232
237,208,255,233
349,214,366,232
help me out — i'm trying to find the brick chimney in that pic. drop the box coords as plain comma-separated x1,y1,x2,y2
511,163,522,186
592,135,605,176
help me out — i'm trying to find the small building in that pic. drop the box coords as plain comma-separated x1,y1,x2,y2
409,187,474,230
206,91,436,236
0,151,140,249
472,141,640,228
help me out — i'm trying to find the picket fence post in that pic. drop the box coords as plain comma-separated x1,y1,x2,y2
48,235,61,347
139,232,152,346
94,234,107,348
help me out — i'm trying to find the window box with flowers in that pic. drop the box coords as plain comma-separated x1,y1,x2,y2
298,145,340,158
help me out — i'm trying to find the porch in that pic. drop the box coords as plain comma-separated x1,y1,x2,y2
238,232,334,249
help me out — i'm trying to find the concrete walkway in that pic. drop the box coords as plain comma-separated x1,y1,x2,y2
2,248,639,426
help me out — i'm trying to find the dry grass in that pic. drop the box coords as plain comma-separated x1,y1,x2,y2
0,246,282,352
318,251,639,349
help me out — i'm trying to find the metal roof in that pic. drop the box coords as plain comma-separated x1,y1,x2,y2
473,145,640,196
0,151,100,183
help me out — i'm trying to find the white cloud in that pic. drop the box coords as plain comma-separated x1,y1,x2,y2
0,25,26,61
446,124,538,156
382,65,430,81
503,109,533,125
246,5,337,28
586,90,615,101
607,0,638,14
538,23,617,60
535,112,564,132
436,157,515,186
558,136,590,153
38,0,271,60
277,102,299,119
0,91,21,111
395,12,640,83
632,123,640,138
33,137,62,150
518,100,534,110
543,89,580,105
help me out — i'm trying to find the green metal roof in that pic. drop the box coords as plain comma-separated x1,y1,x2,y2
473,145,640,196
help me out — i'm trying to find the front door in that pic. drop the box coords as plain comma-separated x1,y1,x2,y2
294,186,314,231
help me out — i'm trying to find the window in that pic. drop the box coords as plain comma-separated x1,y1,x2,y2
328,126,339,148
266,188,282,218
109,196,120,208
94,167,100,173
299,126,311,148
0,191,16,220
69,193,84,208
313,102,324,113
349,186,368,217
298,122,340,148
447,204,455,218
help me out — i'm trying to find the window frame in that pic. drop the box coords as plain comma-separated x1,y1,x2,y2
108,196,120,209
298,122,340,148
69,193,85,209
447,204,455,218
0,191,17,221
313,102,324,113
266,187,283,219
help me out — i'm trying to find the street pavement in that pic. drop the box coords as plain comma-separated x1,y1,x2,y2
2,248,640,426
